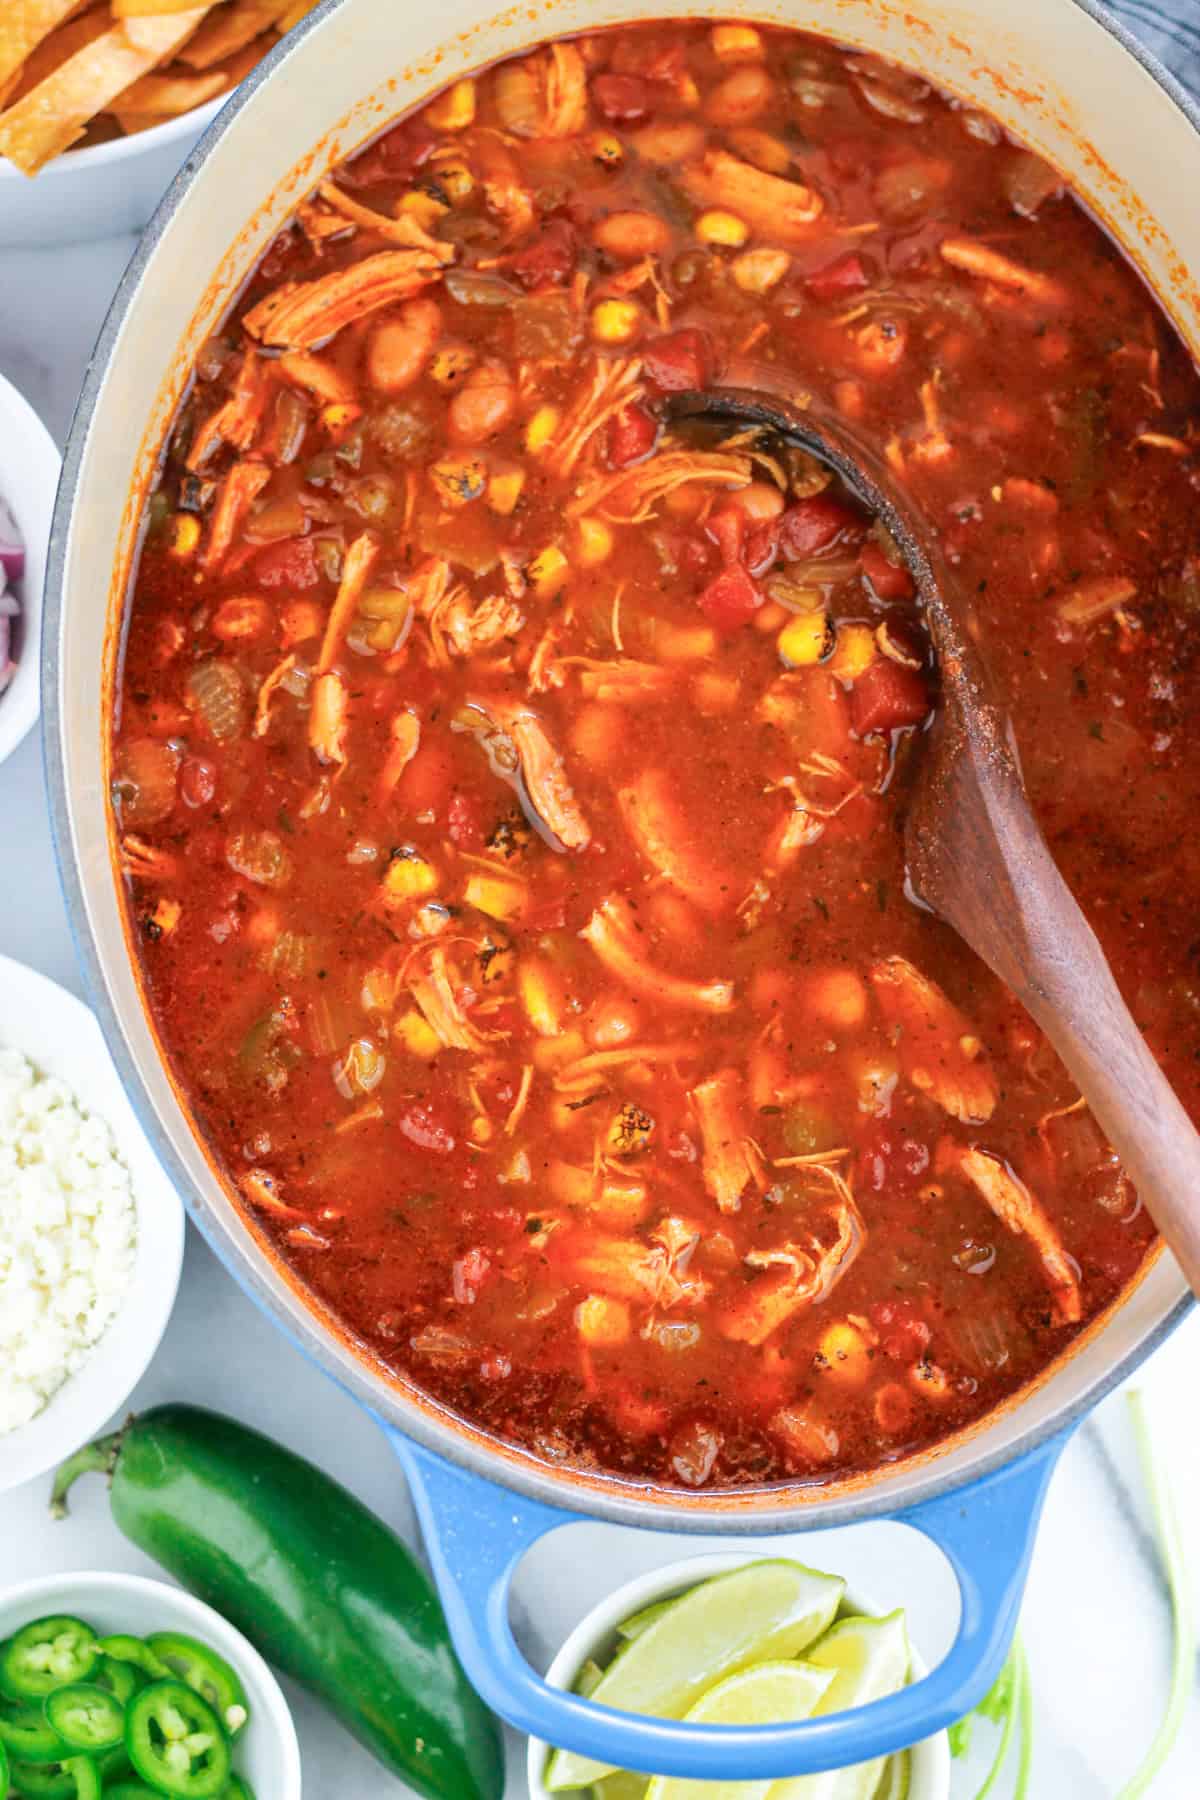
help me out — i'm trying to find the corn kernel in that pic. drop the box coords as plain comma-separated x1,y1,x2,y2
381,849,439,905
395,1008,443,1058
487,466,526,517
712,23,764,58
430,158,475,204
778,609,831,667
167,513,200,559
574,516,613,567
464,871,526,922
732,248,791,294
320,401,362,436
692,670,742,715
519,958,564,1037
146,897,181,939
576,1295,632,1347
528,543,569,600
431,454,487,507
827,622,877,681
591,299,642,345
807,968,869,1030
397,189,449,230
591,1180,650,1230
525,404,562,454
696,209,749,248
590,132,624,168
426,77,476,131
818,1320,874,1387
429,345,476,387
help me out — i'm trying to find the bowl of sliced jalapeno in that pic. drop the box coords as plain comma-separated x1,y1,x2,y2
0,1572,300,1800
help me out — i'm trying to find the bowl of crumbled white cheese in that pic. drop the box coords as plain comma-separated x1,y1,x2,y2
0,953,184,1494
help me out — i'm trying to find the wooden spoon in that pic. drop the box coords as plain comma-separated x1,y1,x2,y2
665,380,1200,1298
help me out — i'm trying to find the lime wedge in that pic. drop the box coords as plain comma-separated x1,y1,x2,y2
544,1560,844,1790
644,1661,835,1800
870,1751,910,1800
593,1774,650,1800
768,1611,911,1800
616,1599,673,1643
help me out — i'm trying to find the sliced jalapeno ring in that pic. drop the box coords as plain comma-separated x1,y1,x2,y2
63,1757,101,1800
43,1684,125,1753
90,1655,142,1707
96,1637,170,1682
125,1681,232,1800
0,1699,71,1764
220,1778,255,1800
105,1784,161,1800
0,1734,8,1796
8,1744,126,1800
144,1635,249,1738
0,1620,98,1701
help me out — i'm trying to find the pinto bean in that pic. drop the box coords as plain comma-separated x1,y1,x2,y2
447,359,517,445
366,297,442,394
593,209,673,261
705,64,773,127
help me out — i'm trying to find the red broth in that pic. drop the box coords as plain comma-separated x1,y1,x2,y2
112,21,1200,1489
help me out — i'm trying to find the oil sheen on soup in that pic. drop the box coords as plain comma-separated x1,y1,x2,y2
112,21,1200,1490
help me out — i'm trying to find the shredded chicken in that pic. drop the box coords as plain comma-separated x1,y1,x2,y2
203,459,271,569
545,42,588,136
939,235,1067,307
468,699,591,852
581,897,736,1014
870,956,998,1122
620,769,735,911
474,131,537,243
316,530,381,675
432,591,526,663
554,1041,702,1095
722,1190,864,1346
187,346,269,471
569,448,753,522
253,655,301,738
545,356,644,482
691,1069,759,1212
680,149,825,240
377,710,421,805
243,248,450,350
315,180,455,256
409,946,495,1052
948,1144,1082,1325
121,835,178,881
277,349,358,409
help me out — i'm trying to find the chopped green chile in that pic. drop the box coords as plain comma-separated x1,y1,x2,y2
125,1683,231,1800
114,19,1185,1491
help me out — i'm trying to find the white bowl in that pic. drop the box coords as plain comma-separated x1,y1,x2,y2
527,1552,951,1799
0,1570,302,1798
0,98,222,248
0,371,58,769
0,954,184,1494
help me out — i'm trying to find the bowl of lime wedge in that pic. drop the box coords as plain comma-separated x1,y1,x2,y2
529,1552,950,1800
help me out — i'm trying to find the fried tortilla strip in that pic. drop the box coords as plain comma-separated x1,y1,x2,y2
950,1145,1083,1325
0,8,211,172
870,955,998,1123
0,0,81,91
242,248,447,350
113,0,217,12
5,3,108,106
111,65,226,114
177,0,292,68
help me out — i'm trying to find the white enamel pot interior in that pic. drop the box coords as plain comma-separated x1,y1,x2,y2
45,0,1198,1531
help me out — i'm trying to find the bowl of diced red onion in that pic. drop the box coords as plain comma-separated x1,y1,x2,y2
0,369,59,766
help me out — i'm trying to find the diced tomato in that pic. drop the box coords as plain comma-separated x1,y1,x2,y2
642,328,713,394
706,503,745,565
744,517,780,578
860,540,915,601
858,1123,930,1194
611,37,686,84
398,1101,457,1155
872,1298,933,1363
778,495,861,560
447,790,485,850
349,117,436,185
507,219,577,291
850,659,931,737
806,251,870,302
698,565,763,631
606,402,658,468
253,535,320,589
592,72,652,122
179,756,217,809
451,1247,492,1304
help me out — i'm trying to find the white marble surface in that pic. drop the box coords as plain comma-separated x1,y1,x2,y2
2,234,1200,1800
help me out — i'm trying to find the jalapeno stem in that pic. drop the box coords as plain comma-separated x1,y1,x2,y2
49,1427,126,1520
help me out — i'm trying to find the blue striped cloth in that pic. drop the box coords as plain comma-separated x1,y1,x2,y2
1103,0,1200,95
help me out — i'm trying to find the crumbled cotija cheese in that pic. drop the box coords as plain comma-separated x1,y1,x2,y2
0,1047,136,1434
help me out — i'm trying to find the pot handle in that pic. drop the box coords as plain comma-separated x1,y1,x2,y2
388,1425,1069,1781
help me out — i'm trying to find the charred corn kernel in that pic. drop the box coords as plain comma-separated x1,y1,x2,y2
525,404,561,455
431,454,487,507
429,345,477,386
320,401,362,436
395,1008,442,1057
808,968,869,1030
487,466,526,516
519,957,564,1037
591,299,642,345
911,1359,953,1401
397,189,449,230
426,77,475,131
430,159,475,203
828,621,877,681
464,871,526,922
732,247,790,294
696,209,749,247
711,22,764,57
607,1100,654,1156
778,609,830,667
146,897,181,939
167,513,200,559
818,1320,874,1387
577,1295,632,1347
528,543,569,600
590,131,624,168
381,848,439,904
574,516,613,567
